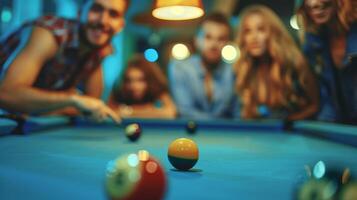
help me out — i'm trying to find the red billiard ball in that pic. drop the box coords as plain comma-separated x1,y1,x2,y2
106,150,167,200
125,123,141,142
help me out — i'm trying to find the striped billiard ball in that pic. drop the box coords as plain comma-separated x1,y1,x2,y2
106,150,167,200
125,123,141,142
168,138,199,171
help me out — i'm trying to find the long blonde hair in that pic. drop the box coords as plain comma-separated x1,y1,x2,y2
235,5,310,119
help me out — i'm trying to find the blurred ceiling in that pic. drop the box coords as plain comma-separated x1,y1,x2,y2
233,0,295,18
125,0,295,40
125,0,216,39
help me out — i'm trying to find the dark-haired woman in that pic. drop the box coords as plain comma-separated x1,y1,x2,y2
109,55,176,119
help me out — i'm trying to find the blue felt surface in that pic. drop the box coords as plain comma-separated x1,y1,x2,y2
0,118,17,135
0,119,357,200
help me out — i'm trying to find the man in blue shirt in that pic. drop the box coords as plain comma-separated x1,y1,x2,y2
168,13,237,119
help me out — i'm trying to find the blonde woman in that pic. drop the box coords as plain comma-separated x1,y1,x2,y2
235,5,319,120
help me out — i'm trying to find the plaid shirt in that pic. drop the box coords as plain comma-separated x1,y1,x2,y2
0,15,112,91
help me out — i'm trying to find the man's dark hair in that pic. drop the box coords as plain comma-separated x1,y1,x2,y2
111,54,168,105
202,12,230,26
84,0,131,12
199,12,232,38
80,0,130,22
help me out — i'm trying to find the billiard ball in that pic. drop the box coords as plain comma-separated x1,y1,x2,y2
125,123,141,142
106,150,166,200
297,178,336,200
186,121,197,134
168,138,199,171
340,181,357,200
296,161,354,200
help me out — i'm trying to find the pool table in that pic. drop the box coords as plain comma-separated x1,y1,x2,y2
0,117,357,200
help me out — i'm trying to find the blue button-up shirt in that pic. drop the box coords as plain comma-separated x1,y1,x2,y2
168,55,238,119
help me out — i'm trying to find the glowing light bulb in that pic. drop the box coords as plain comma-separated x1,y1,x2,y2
172,43,190,60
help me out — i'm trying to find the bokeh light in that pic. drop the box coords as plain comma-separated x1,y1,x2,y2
290,15,299,30
145,161,158,174
342,168,351,184
1,8,12,23
138,150,149,161
221,44,240,64
152,6,204,21
171,43,190,60
127,154,139,167
105,160,117,175
128,170,140,183
313,161,326,179
144,48,159,62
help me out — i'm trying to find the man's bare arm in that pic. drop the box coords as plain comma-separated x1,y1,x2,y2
84,65,104,99
0,26,120,123
0,26,75,114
